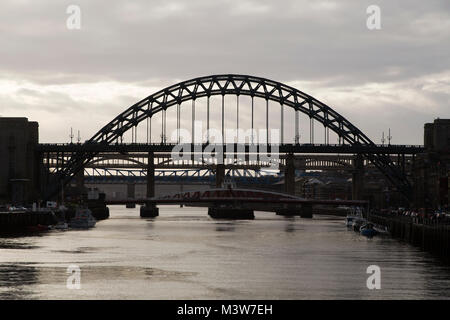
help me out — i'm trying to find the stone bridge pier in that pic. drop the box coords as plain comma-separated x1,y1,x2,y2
207,163,255,219
276,153,312,218
126,183,136,208
215,164,225,188
140,152,159,217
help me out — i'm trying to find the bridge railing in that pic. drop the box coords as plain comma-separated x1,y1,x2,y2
37,143,425,154
38,142,424,147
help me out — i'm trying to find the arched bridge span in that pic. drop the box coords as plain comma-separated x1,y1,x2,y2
51,74,412,199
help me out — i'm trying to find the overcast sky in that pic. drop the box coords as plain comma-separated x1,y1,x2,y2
0,0,449,143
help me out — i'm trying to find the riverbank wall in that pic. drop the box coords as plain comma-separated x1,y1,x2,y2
368,214,450,263
0,211,57,231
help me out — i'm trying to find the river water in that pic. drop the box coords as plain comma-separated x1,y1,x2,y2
1,206,449,300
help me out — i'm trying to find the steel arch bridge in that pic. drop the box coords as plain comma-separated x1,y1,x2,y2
50,74,412,199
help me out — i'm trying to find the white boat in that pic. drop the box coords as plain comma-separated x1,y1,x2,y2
69,208,96,229
49,221,69,230
373,224,389,235
352,218,367,232
345,216,356,227
345,207,365,227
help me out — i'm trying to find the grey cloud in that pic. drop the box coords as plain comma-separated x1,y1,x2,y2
0,0,449,85
0,0,449,143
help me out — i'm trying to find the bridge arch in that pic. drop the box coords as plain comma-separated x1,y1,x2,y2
304,158,352,169
55,74,411,198
87,155,145,168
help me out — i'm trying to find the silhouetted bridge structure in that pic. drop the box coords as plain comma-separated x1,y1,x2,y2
83,168,283,185
36,74,424,217
38,142,423,154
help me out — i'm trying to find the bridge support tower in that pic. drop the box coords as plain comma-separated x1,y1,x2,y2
126,183,136,209
209,164,254,219
140,152,159,217
284,153,296,195
75,167,85,193
300,204,313,218
216,164,225,188
352,154,365,200
276,154,314,217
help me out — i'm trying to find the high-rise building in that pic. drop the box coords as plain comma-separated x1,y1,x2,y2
0,117,39,205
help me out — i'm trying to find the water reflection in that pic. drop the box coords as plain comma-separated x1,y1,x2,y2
0,207,449,299
0,241,40,250
283,217,297,233
215,222,236,232
0,234,41,250
0,264,38,299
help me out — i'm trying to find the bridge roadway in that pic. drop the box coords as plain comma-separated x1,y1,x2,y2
107,197,368,207
43,152,415,172
39,143,420,176
37,142,424,154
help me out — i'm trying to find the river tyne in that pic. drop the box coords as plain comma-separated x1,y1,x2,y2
1,206,450,299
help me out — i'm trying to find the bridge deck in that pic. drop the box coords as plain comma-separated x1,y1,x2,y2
37,143,424,154
106,198,368,206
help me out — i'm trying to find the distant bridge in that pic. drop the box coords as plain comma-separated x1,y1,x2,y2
83,168,283,185
106,187,368,213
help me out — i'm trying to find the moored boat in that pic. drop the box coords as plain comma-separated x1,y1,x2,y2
345,206,364,228
360,223,378,238
352,218,366,232
345,216,355,227
49,221,69,230
69,207,96,229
